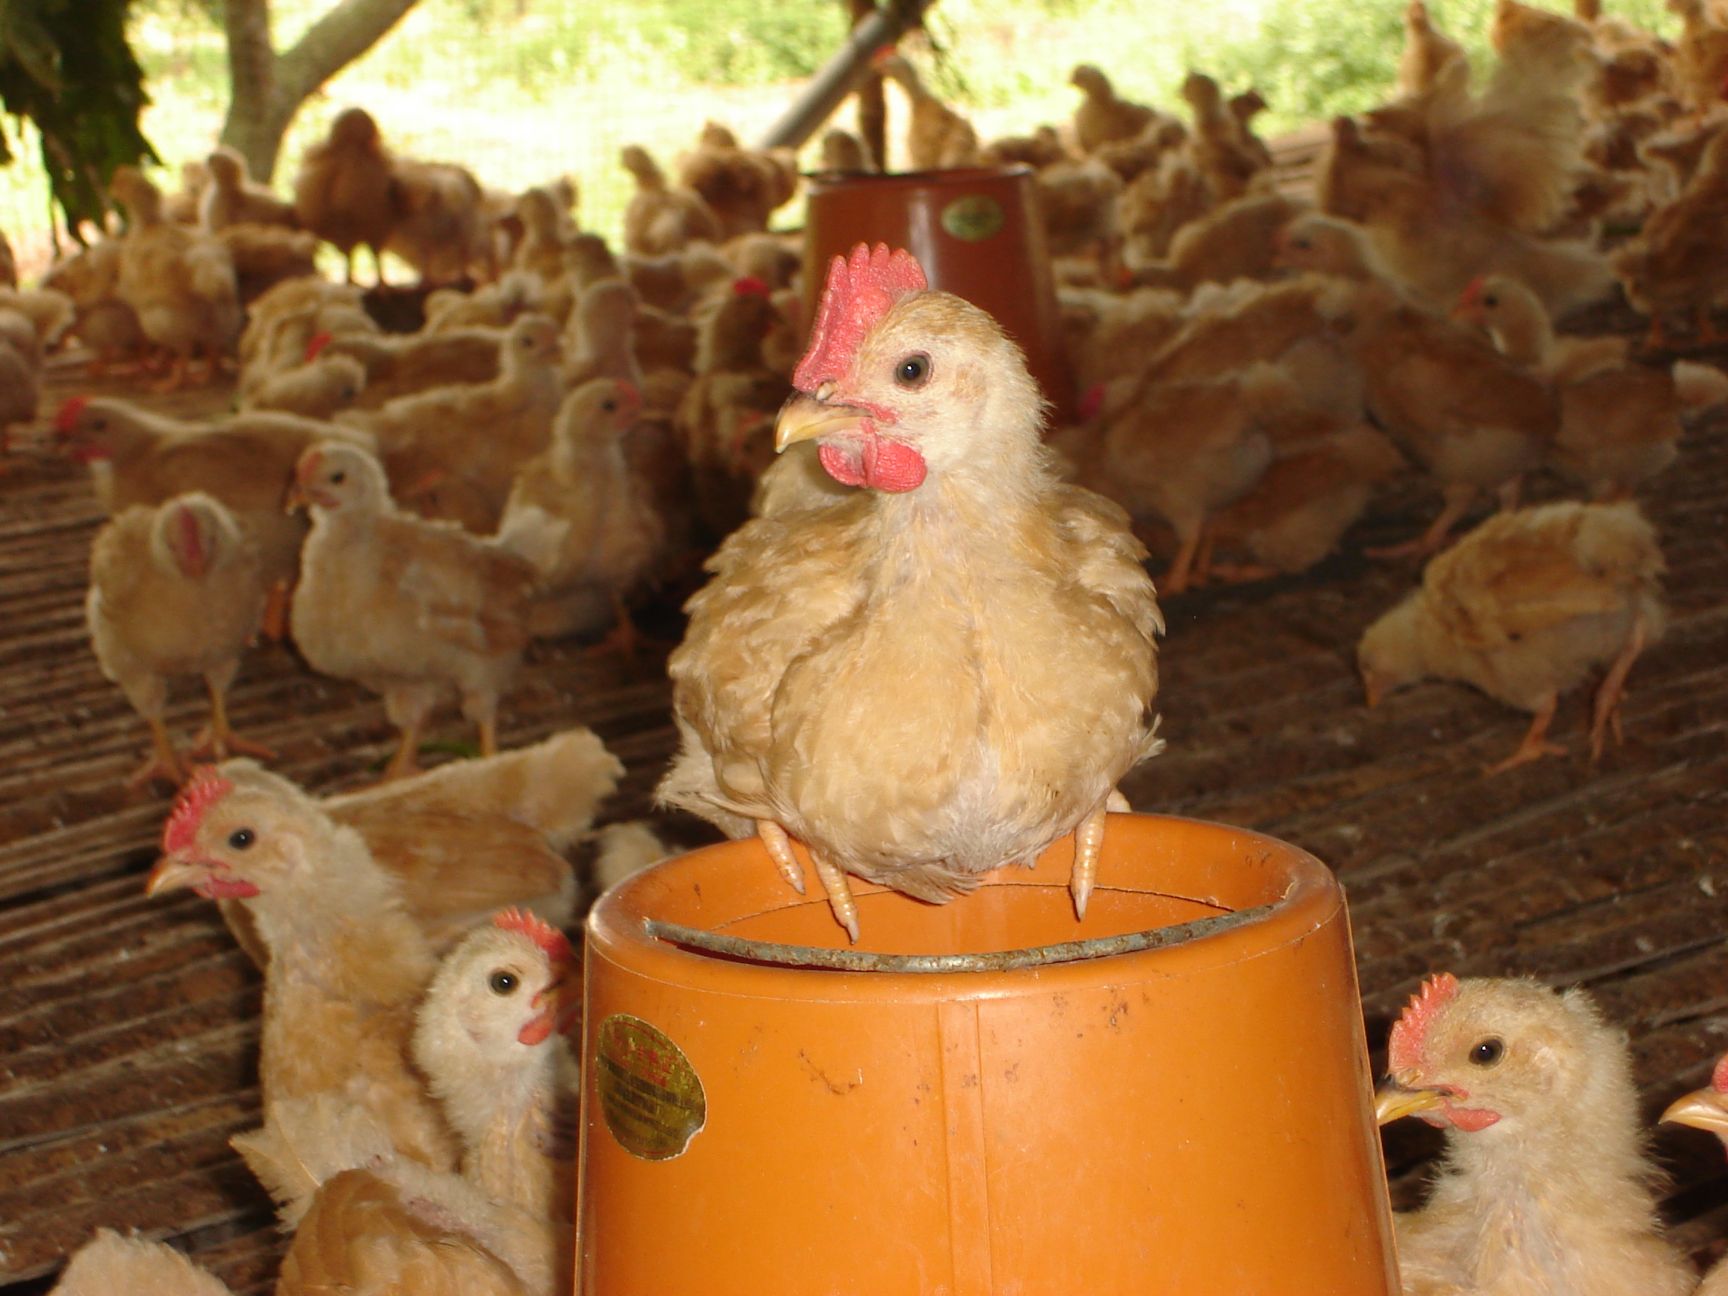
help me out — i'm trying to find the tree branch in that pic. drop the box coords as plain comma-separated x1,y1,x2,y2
276,0,419,106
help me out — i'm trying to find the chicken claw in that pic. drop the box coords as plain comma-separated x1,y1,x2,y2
1590,612,1648,762
1484,695,1566,775
1070,800,1112,921
810,850,860,944
756,820,806,895
128,717,187,791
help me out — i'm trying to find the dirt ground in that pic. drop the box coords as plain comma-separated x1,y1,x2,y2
1,314,1726,1289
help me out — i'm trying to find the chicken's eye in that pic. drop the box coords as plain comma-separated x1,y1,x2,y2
894,353,932,388
1469,1037,1504,1066
330,471,346,485
1292,237,1312,250
92,418,108,431
489,970,519,995
227,828,255,850
602,399,617,412
1482,294,1499,308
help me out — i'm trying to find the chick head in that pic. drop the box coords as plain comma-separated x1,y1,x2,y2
1070,63,1111,97
555,377,641,450
51,396,120,463
514,185,560,234
1271,214,1371,277
417,907,579,1067
1661,1053,1728,1154
776,242,1043,493
1357,588,1428,707
152,491,242,582
503,312,562,371
1375,973,1621,1138
288,440,389,513
146,760,326,903
328,107,381,149
205,146,247,189
1451,273,1542,334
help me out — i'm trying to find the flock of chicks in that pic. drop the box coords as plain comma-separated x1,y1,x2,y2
5,0,1728,1287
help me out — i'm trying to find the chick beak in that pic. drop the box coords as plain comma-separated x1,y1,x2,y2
1661,1087,1728,1137
1374,1076,1448,1126
283,480,311,514
775,392,868,453
146,852,208,897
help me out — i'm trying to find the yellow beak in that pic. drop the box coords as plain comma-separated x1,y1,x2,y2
1374,1077,1447,1126
1661,1087,1728,1137
775,394,869,453
145,853,206,898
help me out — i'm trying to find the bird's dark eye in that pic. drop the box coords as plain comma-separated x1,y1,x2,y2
1483,294,1499,308
1293,237,1312,250
330,471,346,485
489,970,519,995
227,828,255,850
894,353,932,388
92,418,108,431
1469,1037,1504,1066
602,399,617,412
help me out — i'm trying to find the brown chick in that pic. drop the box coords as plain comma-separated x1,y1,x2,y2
875,51,982,170
147,763,460,1170
86,493,270,789
49,395,370,631
498,378,662,646
1035,155,1124,269
236,274,375,397
1129,190,1307,289
412,910,580,1246
1070,64,1160,154
511,185,572,283
216,222,321,305
108,165,242,391
1395,0,1469,99
324,324,507,410
293,107,399,285
341,314,564,533
386,157,489,286
242,351,368,420
50,1229,233,1296
1612,129,1728,347
288,441,537,777
676,121,800,241
1179,71,1275,202
200,145,298,231
1374,973,1696,1296
1118,149,1215,265
658,244,1164,941
1454,272,1728,497
1669,0,1728,113
560,277,643,393
39,240,147,377
1358,500,1667,773
619,144,722,256
1660,1055,1728,1295
820,126,877,174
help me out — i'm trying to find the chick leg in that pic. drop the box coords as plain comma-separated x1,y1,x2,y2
584,592,640,660
810,850,860,944
381,687,437,781
128,716,187,791
1589,612,1648,762
1368,485,1475,560
148,353,191,394
259,579,293,643
1484,694,1567,775
1069,799,1112,922
1160,526,1204,595
756,820,807,894
190,674,277,762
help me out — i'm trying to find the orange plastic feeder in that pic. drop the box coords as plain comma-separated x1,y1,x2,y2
801,164,1076,421
578,813,1398,1294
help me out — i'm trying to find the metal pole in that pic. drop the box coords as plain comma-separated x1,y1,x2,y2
755,0,937,153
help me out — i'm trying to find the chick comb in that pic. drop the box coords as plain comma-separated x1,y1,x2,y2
163,766,234,855
1713,1053,1728,1094
1456,276,1487,310
1387,971,1458,1075
304,331,334,363
732,275,771,299
792,242,928,394
494,907,575,968
54,396,89,436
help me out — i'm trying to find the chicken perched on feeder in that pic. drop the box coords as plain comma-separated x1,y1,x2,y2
1358,500,1667,774
660,244,1165,941
1375,973,1696,1296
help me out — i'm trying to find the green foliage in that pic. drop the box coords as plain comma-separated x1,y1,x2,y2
0,0,159,231
1209,2,1407,126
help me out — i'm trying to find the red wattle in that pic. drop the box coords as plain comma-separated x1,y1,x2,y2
518,1012,554,1046
195,876,261,900
815,430,926,493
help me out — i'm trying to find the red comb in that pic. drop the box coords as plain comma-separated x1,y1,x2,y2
54,396,90,435
793,243,927,394
615,379,641,408
1388,972,1458,1075
732,276,771,298
1713,1054,1728,1093
304,331,333,363
494,907,574,967
1077,383,1106,423
1456,276,1487,310
173,502,209,578
163,766,234,855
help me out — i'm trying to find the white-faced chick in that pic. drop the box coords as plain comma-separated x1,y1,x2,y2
1376,974,1695,1296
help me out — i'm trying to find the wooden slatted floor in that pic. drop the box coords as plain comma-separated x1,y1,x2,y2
2,324,1727,1290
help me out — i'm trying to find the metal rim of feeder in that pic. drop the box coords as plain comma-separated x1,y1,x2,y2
641,901,1278,973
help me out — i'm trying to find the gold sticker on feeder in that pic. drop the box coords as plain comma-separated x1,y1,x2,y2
940,194,1005,242
595,1014,706,1160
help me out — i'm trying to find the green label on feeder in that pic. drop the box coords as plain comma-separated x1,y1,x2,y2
595,1014,706,1160
941,194,1005,242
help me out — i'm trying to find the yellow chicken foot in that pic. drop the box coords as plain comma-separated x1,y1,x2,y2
259,579,293,643
811,851,860,944
756,820,806,895
189,685,276,762
478,716,500,758
1069,800,1111,921
383,724,424,781
585,593,641,660
1160,529,1203,595
149,354,191,394
1590,613,1647,762
1483,695,1567,775
1368,488,1474,560
128,717,187,791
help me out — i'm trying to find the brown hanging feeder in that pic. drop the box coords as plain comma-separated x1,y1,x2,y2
577,813,1399,1294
